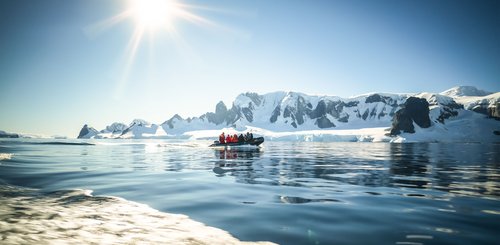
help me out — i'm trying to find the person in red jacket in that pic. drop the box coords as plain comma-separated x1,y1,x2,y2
226,134,231,143
219,132,225,144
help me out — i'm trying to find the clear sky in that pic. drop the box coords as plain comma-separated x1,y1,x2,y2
0,0,499,137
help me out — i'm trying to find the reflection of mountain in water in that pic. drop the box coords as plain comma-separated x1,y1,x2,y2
212,143,500,198
389,143,430,188
389,143,500,197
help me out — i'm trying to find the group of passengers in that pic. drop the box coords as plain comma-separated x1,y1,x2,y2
218,132,254,144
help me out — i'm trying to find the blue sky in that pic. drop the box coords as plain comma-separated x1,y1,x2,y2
0,0,499,137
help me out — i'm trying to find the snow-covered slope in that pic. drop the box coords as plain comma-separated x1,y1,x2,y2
162,91,407,134
440,85,493,97
452,92,500,118
77,86,500,142
119,119,167,139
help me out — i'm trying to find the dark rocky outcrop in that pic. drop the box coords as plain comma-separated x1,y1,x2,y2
241,107,253,122
315,116,335,128
345,101,359,107
279,94,313,127
338,114,349,123
390,109,415,134
77,124,99,139
206,101,228,125
310,100,326,119
472,105,489,115
469,102,499,120
437,108,459,123
390,97,431,135
310,100,347,120
432,99,463,123
244,92,262,107
270,105,281,123
225,106,240,125
326,101,342,118
362,109,369,120
77,125,91,138
203,101,242,125
487,103,500,119
365,94,383,103
0,130,19,138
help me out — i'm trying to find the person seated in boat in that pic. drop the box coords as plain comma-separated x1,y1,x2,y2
245,132,252,142
233,134,238,143
219,132,225,144
238,134,245,143
245,132,253,141
226,134,232,144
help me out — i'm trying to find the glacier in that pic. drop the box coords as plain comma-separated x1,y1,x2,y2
77,86,500,143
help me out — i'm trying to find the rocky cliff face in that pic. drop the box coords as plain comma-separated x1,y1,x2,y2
77,124,99,139
390,97,431,135
487,103,500,119
455,92,500,120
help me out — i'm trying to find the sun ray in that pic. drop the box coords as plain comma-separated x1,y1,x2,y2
114,27,145,100
84,11,132,39
175,8,218,28
85,0,247,100
177,3,256,18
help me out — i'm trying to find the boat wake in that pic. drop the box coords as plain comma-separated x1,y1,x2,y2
0,184,275,245
0,153,12,161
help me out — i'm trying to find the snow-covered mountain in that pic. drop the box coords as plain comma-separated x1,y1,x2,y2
440,85,493,97
118,119,167,138
164,91,406,133
77,86,500,142
77,125,100,139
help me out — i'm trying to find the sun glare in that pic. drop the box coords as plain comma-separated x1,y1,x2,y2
129,0,177,30
87,0,225,99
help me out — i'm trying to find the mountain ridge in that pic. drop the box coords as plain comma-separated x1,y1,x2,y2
77,86,500,142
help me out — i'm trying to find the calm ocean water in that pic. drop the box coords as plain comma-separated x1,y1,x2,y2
0,139,499,244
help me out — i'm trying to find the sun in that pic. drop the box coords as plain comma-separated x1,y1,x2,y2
87,0,223,99
129,0,178,30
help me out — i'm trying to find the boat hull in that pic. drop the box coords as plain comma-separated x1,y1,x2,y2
209,137,264,148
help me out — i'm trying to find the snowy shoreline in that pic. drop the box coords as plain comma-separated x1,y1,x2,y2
181,123,500,143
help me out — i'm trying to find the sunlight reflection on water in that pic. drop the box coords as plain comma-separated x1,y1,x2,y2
0,139,499,245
